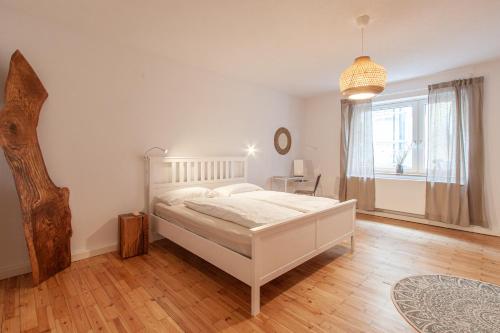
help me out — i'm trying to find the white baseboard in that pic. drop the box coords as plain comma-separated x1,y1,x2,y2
72,244,118,262
358,210,500,237
0,262,32,281
151,232,164,242
0,234,166,281
0,243,118,280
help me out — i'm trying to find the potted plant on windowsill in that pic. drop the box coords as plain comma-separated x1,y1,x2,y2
395,143,414,175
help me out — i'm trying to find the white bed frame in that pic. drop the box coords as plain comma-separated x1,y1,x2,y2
147,156,356,316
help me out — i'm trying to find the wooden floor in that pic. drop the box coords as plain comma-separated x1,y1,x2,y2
1,214,500,333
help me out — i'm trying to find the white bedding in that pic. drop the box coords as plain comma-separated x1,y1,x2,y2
184,197,302,229
234,190,339,213
155,203,252,257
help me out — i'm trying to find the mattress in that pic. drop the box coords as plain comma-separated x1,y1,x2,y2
154,203,252,257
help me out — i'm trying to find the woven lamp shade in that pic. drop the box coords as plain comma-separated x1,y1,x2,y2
339,56,387,100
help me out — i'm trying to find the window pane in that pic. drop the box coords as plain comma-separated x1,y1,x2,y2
373,105,414,171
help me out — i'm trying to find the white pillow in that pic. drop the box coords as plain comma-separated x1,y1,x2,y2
157,187,214,206
213,183,263,197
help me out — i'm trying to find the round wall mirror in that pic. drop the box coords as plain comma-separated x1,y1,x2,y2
274,127,291,155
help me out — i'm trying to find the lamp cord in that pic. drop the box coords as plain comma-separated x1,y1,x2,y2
361,27,364,55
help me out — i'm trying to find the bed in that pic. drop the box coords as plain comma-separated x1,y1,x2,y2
147,156,357,315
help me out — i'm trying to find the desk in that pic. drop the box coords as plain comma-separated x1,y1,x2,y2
271,176,311,193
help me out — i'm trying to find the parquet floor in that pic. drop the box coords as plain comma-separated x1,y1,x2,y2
2,214,500,332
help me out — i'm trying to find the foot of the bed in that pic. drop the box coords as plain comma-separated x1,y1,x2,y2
351,235,355,253
251,285,260,316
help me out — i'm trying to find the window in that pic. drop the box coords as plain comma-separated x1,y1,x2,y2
372,96,427,175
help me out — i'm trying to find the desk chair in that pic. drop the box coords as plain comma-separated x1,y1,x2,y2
295,174,321,196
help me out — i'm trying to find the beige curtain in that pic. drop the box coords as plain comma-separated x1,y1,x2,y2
339,99,375,211
426,77,487,227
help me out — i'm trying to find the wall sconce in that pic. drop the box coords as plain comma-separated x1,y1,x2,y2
246,144,257,157
144,146,168,159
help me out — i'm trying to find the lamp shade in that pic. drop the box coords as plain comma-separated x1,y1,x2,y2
293,160,304,177
339,56,387,100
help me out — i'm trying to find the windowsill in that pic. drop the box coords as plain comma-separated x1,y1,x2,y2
375,173,426,181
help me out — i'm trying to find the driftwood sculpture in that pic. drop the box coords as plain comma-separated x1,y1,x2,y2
0,50,72,285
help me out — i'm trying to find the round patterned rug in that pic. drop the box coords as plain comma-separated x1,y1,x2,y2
391,275,500,333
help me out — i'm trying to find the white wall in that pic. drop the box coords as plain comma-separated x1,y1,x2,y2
298,92,341,197
0,6,302,277
300,58,500,236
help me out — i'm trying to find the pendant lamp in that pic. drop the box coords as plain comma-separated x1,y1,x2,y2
339,15,387,100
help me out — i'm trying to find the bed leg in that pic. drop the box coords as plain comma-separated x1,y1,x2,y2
251,285,260,316
350,235,355,253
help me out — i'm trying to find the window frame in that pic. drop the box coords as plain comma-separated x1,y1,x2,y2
372,96,428,177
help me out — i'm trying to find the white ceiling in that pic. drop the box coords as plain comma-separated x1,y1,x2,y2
5,0,500,96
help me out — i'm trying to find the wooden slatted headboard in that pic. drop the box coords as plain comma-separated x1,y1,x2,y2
146,156,248,213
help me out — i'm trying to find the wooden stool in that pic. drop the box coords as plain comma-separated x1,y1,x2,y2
119,212,149,259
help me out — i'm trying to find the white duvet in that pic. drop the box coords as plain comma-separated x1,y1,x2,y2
234,190,339,213
184,197,302,229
